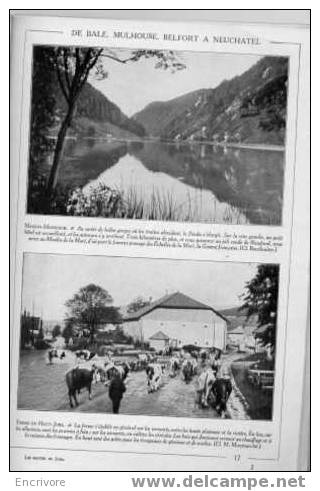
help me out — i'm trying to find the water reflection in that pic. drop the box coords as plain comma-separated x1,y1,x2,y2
59,139,284,225
83,154,248,224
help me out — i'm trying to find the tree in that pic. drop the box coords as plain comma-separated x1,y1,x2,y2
28,47,57,213
34,322,50,350
37,323,44,341
65,284,114,344
46,47,185,194
127,296,152,313
29,47,56,167
20,312,31,349
62,318,76,343
240,264,279,351
102,306,123,324
52,324,62,338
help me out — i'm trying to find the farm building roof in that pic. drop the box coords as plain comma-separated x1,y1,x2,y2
149,330,170,340
228,325,245,334
123,292,228,322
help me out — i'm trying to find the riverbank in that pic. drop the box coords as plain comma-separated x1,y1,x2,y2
48,135,285,153
112,138,285,152
222,142,285,152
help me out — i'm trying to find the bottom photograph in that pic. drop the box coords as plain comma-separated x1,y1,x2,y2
17,253,279,421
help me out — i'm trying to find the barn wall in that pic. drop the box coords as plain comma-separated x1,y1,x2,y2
141,308,226,350
145,308,213,323
149,339,166,351
212,311,227,350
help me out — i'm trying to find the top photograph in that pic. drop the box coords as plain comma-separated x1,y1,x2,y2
27,45,288,225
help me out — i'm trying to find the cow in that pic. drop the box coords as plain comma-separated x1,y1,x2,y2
47,349,56,364
65,366,97,408
169,356,180,377
103,362,118,383
196,367,216,407
101,361,130,385
137,353,148,369
47,349,66,364
89,356,109,384
75,349,95,361
90,354,108,366
115,361,130,381
211,357,222,378
129,359,140,372
146,363,162,392
182,359,193,383
200,350,208,365
209,350,222,377
209,378,232,418
162,345,172,356
190,350,199,360
190,357,198,375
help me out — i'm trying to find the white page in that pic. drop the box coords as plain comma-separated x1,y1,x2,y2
10,13,310,471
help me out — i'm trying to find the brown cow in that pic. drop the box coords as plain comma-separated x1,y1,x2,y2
65,366,97,408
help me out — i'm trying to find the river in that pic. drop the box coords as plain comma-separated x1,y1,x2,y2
55,139,284,225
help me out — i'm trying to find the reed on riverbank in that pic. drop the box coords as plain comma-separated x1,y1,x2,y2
66,182,248,224
28,170,249,224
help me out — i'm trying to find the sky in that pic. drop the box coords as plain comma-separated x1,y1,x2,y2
89,49,261,117
22,253,257,322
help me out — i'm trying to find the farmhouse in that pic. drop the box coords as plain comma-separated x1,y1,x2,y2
122,292,228,351
148,330,170,351
220,307,258,353
227,325,256,352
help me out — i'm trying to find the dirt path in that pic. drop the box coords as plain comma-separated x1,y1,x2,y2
18,350,250,420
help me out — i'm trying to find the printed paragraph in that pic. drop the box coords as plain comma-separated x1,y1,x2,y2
16,418,272,451
24,222,283,253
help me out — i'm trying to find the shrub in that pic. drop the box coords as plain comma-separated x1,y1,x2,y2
66,184,126,217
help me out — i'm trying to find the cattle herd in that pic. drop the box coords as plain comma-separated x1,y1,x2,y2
47,347,233,417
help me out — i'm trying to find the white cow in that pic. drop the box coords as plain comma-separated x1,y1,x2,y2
169,356,180,377
146,363,163,392
197,367,216,407
90,355,110,384
190,357,198,374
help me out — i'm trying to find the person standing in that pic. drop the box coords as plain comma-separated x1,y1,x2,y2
108,372,126,414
